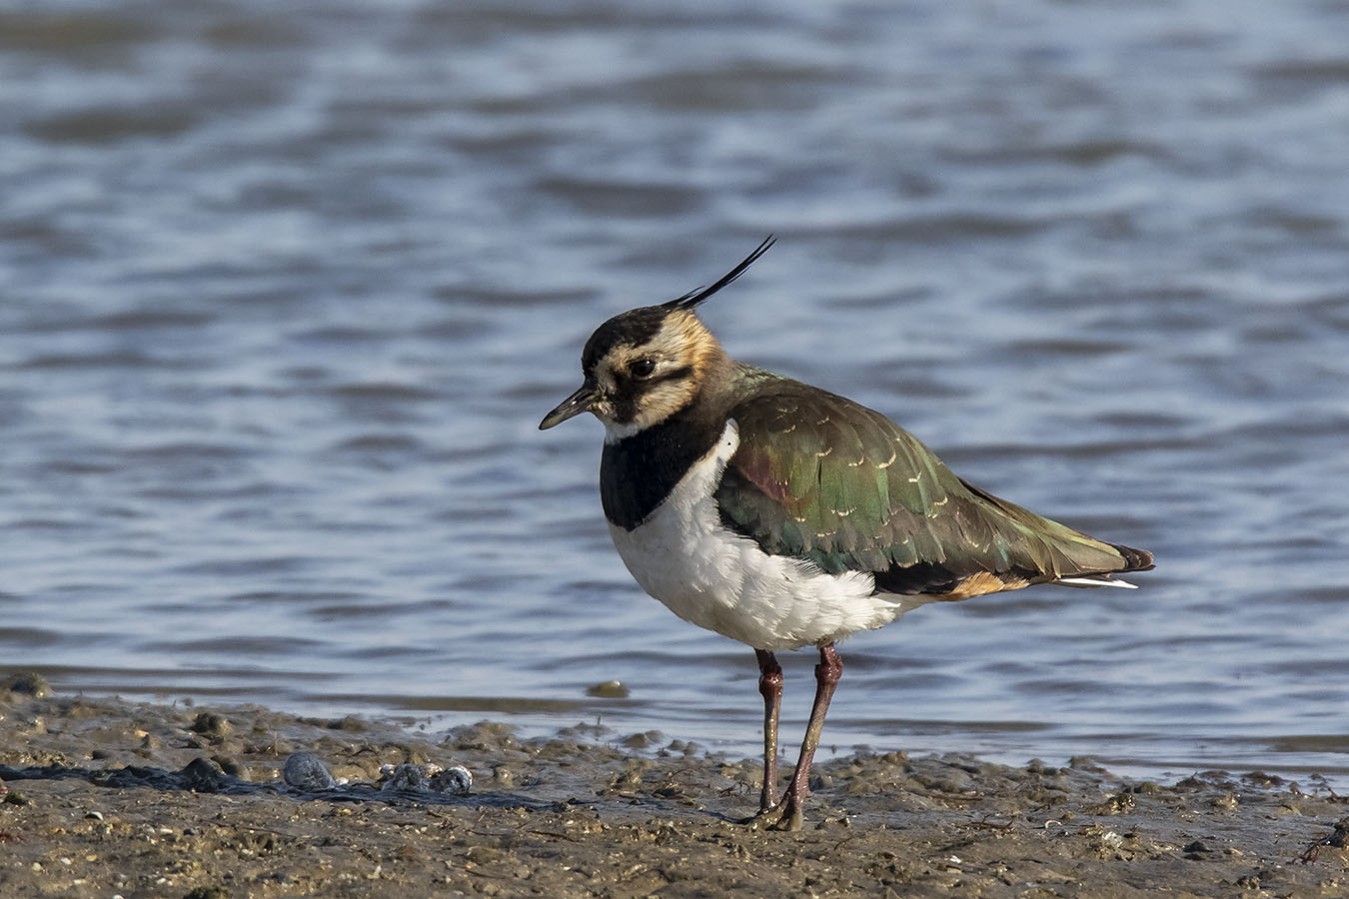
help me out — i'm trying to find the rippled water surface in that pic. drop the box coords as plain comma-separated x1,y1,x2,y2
3,0,1348,783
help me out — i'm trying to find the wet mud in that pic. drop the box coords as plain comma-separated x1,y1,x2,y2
1,675,1346,897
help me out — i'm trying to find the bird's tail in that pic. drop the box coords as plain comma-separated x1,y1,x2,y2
1054,542,1154,589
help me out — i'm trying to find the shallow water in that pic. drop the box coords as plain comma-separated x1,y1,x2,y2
2,0,1348,784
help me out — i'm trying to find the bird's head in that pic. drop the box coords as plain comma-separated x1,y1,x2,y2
540,236,774,441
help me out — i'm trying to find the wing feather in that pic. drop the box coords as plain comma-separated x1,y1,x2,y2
714,376,1152,596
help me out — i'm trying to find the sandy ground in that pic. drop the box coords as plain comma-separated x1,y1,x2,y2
1,673,1346,898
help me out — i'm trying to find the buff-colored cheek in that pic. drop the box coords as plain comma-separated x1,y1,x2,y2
634,381,697,427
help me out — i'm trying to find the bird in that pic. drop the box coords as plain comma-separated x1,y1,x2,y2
539,236,1153,831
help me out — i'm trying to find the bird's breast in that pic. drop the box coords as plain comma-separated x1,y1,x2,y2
606,419,910,650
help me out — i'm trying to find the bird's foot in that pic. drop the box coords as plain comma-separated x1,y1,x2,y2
742,799,804,832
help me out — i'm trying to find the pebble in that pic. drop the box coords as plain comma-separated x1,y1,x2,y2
283,752,338,791
586,680,629,699
283,752,472,796
380,762,473,796
189,712,232,739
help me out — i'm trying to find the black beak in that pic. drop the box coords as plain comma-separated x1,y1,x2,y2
539,382,596,430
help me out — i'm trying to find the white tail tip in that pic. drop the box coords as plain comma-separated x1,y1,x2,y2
1055,576,1139,589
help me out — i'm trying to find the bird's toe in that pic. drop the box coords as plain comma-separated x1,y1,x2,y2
743,800,804,832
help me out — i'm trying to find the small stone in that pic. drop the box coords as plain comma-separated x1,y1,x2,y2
379,763,430,793
586,680,630,699
212,755,242,777
622,730,662,750
375,762,471,795
283,752,337,791
189,712,232,740
181,758,228,793
430,766,472,796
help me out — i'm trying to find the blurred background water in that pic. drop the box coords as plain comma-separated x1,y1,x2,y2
1,0,1347,784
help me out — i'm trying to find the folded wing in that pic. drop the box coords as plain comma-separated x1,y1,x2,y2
714,378,1153,598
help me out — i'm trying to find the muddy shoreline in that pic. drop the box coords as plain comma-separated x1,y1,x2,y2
1,675,1345,897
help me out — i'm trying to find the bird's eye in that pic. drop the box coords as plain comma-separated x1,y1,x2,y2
630,358,657,379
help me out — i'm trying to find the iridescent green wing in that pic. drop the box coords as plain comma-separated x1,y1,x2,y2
714,378,1136,594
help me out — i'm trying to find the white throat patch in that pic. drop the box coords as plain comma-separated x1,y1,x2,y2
602,419,644,444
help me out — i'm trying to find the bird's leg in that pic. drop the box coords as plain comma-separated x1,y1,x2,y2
754,649,783,812
749,642,843,832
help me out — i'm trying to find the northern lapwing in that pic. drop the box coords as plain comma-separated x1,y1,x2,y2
540,237,1154,830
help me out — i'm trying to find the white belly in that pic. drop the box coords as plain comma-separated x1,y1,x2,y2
606,420,918,651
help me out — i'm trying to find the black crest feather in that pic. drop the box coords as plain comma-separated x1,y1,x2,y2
663,235,776,311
